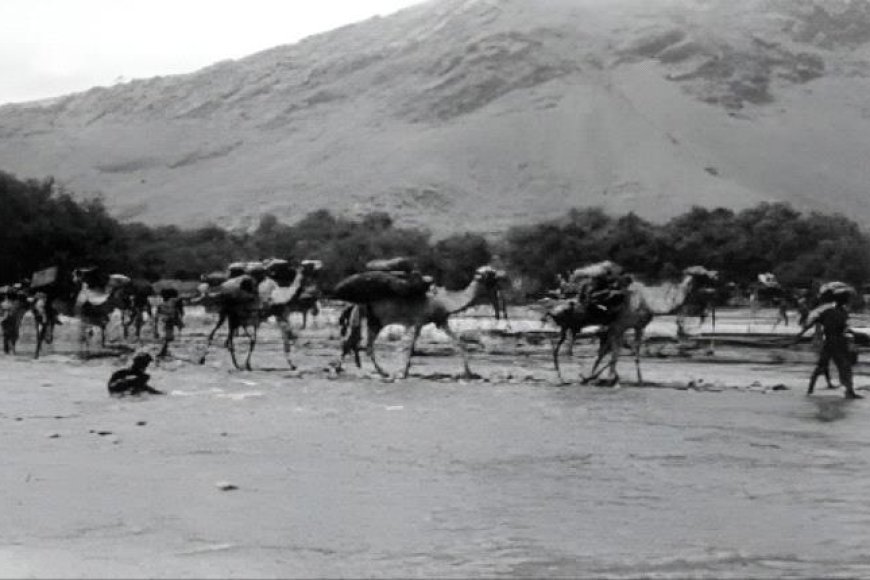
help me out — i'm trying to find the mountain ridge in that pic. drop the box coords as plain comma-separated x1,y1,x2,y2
1,0,869,235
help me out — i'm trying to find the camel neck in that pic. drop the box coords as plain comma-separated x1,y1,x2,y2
436,280,484,315
633,277,693,315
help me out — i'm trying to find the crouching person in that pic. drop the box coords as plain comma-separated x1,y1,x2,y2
108,352,164,396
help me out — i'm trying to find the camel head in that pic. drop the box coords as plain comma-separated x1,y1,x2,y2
471,265,509,319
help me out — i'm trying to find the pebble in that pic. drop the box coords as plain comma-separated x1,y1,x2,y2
215,481,239,491
136,421,147,426
47,433,60,439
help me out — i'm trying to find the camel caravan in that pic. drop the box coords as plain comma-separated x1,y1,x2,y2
0,255,864,389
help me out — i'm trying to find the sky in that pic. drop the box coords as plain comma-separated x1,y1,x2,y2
0,0,424,105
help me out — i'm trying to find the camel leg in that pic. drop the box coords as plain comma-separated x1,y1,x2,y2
121,310,130,340
244,325,257,371
365,320,389,378
226,325,243,370
553,330,567,382
633,327,644,386
566,330,575,358
276,315,297,370
134,309,144,342
34,317,48,359
199,311,227,365
440,322,475,379
401,324,423,379
78,322,89,358
338,306,362,371
582,333,611,383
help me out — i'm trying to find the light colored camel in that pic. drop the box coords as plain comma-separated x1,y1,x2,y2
582,267,718,387
339,266,506,378
33,269,128,358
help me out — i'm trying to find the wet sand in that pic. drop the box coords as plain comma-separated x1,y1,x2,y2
1,307,868,578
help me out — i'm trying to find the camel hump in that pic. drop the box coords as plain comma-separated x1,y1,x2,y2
334,271,430,303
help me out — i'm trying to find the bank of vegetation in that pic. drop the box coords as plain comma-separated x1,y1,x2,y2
2,171,869,299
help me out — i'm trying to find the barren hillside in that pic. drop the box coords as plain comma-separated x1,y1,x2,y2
1,0,870,234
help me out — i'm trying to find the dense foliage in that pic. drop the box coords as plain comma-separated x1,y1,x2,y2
2,171,869,300
500,204,870,297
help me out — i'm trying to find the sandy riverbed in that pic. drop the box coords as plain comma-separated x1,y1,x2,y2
0,306,868,578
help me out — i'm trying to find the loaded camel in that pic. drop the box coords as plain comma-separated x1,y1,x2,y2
581,266,719,387
198,259,311,370
335,265,507,379
542,300,610,382
541,261,629,381
118,278,156,341
32,267,129,358
748,273,809,330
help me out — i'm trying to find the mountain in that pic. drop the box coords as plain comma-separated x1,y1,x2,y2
2,0,870,236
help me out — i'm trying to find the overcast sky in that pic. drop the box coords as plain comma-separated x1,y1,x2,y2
0,0,424,105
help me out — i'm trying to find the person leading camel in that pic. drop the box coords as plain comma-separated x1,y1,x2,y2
794,292,861,399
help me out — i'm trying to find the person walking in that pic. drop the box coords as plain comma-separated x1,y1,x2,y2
794,291,861,399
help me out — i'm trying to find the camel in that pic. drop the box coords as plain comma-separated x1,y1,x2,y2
581,266,719,387
32,268,128,358
198,260,310,370
1,285,31,354
118,278,156,341
541,300,611,382
748,273,809,330
336,265,507,379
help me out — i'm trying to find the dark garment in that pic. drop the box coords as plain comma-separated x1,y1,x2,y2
808,305,856,395
156,298,184,341
107,368,163,396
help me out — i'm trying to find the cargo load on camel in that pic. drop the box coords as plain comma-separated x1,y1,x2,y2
557,260,630,320
334,257,432,303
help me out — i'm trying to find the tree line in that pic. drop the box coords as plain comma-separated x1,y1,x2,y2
2,170,869,299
